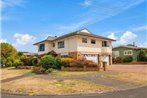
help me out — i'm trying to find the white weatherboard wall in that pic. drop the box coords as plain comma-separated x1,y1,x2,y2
77,36,102,53
54,36,78,54
37,41,53,55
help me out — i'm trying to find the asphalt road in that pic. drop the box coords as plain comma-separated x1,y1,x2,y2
1,86,147,98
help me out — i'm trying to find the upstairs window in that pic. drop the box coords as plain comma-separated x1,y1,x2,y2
53,43,55,47
39,44,45,51
91,39,96,44
82,38,87,43
58,41,64,48
102,41,109,47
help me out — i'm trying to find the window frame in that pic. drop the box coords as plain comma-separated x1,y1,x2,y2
91,39,96,44
53,43,55,47
39,44,45,51
124,50,133,55
58,41,64,48
102,41,109,47
82,38,87,43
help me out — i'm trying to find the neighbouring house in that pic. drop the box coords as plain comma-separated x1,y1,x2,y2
33,29,115,65
22,52,37,58
112,43,147,61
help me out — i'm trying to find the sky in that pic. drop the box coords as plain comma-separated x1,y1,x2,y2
1,0,147,52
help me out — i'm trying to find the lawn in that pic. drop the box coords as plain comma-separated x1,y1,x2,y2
1,76,110,95
103,72,147,84
50,71,97,76
1,67,111,95
1,67,32,80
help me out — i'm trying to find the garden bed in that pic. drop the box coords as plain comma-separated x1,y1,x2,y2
61,66,100,71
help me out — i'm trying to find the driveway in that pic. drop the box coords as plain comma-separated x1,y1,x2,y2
108,64,147,74
2,85,147,98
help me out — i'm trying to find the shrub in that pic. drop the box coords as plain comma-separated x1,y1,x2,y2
70,59,98,68
137,50,147,61
13,59,24,68
33,67,53,74
113,57,122,64
33,67,47,74
21,57,34,66
61,58,74,67
122,56,133,63
17,66,32,69
40,55,61,70
32,57,39,66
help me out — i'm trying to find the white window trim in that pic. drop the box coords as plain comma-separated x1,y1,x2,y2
124,50,133,55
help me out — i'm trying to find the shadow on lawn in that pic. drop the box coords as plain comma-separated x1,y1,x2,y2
1,73,32,83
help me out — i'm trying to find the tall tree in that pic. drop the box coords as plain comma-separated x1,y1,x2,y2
0,42,18,67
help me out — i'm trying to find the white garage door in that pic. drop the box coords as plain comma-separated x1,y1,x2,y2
101,55,109,65
82,54,98,64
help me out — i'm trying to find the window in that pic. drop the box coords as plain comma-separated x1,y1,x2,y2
124,50,133,55
91,39,96,44
58,41,64,48
102,41,109,47
82,38,87,43
53,43,55,47
39,44,45,51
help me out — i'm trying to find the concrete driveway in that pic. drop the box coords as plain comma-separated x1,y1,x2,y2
108,64,147,74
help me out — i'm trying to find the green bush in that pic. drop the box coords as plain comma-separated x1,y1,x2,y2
137,50,147,61
13,59,24,68
32,57,39,66
40,55,61,70
21,57,34,66
122,56,133,63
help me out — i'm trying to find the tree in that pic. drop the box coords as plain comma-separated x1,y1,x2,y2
137,50,147,61
1,42,18,67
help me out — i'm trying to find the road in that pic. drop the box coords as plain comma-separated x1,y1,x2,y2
1,86,147,98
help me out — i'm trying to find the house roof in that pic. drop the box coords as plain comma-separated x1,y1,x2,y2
113,45,147,50
33,28,115,45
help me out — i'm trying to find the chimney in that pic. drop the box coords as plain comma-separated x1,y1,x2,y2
133,42,135,46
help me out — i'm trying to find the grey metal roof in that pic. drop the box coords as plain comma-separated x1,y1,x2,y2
33,28,115,45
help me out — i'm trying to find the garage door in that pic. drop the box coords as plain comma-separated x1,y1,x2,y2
101,55,109,65
82,54,98,64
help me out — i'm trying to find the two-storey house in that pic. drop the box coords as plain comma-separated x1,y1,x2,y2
34,29,115,65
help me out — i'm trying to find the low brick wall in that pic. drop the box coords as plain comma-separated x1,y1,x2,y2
61,66,100,71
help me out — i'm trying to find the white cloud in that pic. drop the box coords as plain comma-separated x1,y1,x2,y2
14,33,36,46
81,0,92,7
0,0,24,9
107,33,117,40
132,25,147,32
56,0,145,33
120,31,137,44
0,39,7,43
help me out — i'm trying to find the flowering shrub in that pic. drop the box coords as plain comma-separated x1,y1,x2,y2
70,59,98,68
61,58,74,67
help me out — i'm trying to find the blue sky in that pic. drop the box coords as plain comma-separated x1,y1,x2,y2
1,0,147,52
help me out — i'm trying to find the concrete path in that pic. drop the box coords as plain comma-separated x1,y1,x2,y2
2,85,147,98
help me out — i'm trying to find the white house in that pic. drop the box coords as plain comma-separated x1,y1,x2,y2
34,29,115,65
